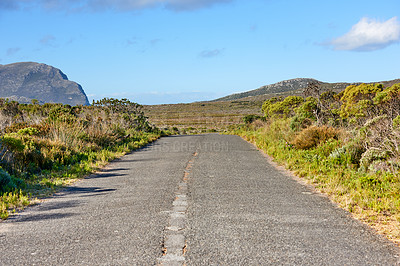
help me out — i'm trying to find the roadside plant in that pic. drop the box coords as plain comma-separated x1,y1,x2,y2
340,83,383,123
291,125,340,150
263,96,304,118
373,83,400,118
0,97,162,219
243,114,265,124
231,81,400,244
0,167,12,192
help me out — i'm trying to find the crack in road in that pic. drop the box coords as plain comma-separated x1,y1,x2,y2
158,151,198,266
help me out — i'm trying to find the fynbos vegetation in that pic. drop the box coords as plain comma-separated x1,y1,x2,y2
0,98,162,219
229,82,400,244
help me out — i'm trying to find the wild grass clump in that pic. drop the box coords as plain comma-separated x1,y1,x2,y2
0,98,163,219
292,126,340,150
0,190,30,219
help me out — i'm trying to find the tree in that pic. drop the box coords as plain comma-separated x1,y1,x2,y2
340,83,383,123
373,83,400,118
262,96,304,118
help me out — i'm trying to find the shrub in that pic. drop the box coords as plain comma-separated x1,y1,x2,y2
289,115,313,131
4,122,29,133
357,115,400,164
358,175,381,189
292,125,339,150
6,122,50,136
47,105,77,124
346,142,366,165
295,97,318,119
373,83,400,118
340,83,383,122
261,97,280,114
329,142,365,166
263,96,304,118
359,148,389,172
17,127,40,136
393,115,400,129
0,168,12,191
1,133,25,153
243,114,265,124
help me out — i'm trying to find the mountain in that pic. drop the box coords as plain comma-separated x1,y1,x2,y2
0,62,89,106
213,78,400,102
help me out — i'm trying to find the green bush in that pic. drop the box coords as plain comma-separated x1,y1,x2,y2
340,83,383,121
243,114,265,124
329,142,365,166
263,96,304,118
359,148,390,172
47,105,78,124
358,175,381,189
295,97,318,119
393,115,400,129
17,127,39,136
0,168,12,191
374,83,400,118
289,115,313,131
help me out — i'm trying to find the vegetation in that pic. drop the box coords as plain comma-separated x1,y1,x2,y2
2,80,400,245
0,98,163,219
143,100,263,133
228,82,400,244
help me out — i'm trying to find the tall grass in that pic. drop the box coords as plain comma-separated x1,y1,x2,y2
0,98,164,219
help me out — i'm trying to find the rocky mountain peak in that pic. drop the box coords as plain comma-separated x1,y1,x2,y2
0,62,89,106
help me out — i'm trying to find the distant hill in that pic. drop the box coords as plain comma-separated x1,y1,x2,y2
0,62,89,106
213,78,400,102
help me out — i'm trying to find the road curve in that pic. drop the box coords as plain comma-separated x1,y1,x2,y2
0,134,399,265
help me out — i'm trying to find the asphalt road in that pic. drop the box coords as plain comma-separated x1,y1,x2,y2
0,134,399,265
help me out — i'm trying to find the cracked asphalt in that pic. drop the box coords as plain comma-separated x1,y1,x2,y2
0,134,399,265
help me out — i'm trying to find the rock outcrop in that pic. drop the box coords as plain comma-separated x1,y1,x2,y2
213,77,400,102
0,62,89,106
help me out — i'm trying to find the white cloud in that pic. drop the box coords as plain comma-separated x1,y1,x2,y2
330,17,400,51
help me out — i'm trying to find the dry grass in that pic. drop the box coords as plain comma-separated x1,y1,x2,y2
143,100,263,131
292,125,340,149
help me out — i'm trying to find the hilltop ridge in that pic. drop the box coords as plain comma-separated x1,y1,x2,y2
213,78,400,102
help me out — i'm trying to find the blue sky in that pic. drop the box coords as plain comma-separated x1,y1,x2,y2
1,0,399,104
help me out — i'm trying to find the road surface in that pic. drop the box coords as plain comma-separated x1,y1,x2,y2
0,134,399,265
